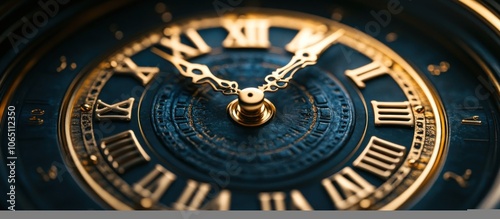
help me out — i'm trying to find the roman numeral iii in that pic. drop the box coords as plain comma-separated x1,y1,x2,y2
371,100,414,127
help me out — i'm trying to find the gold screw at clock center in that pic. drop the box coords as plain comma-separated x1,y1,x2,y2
227,87,276,127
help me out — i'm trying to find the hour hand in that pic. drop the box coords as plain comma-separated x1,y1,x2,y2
259,29,345,92
151,47,239,95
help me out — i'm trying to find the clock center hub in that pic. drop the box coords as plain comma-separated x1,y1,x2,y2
227,87,276,127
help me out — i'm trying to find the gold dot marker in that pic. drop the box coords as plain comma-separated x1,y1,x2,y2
414,105,424,113
140,198,153,209
89,155,98,165
80,103,92,112
359,199,372,209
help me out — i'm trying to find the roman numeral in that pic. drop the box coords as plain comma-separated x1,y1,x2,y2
285,27,327,53
95,98,134,121
172,180,231,210
172,180,212,210
133,165,177,207
134,169,231,210
160,26,211,59
259,190,313,210
371,101,414,127
291,190,314,210
345,61,389,88
201,190,231,210
114,57,159,86
100,130,151,174
353,136,406,179
259,192,286,211
222,18,270,48
322,167,375,210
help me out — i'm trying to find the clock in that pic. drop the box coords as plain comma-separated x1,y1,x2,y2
0,0,499,210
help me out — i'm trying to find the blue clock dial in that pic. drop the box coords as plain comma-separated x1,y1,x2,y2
0,0,498,210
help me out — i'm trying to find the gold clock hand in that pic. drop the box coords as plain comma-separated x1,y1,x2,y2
151,47,240,95
152,47,272,126
258,29,345,92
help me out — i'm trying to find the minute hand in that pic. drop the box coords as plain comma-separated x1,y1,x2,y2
152,47,240,95
259,29,345,92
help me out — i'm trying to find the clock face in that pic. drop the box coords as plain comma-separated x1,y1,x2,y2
0,0,499,210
